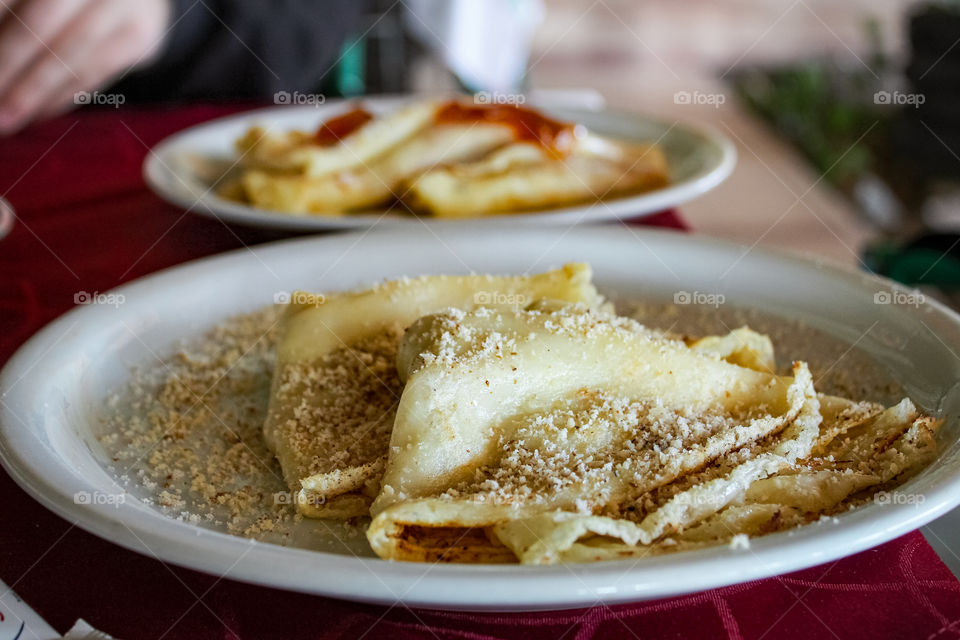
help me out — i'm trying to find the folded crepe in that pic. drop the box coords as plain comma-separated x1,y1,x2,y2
241,120,518,214
263,264,606,519
367,305,938,563
229,98,672,217
407,135,669,218
236,100,440,177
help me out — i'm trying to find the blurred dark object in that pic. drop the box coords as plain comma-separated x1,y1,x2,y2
866,233,960,288
878,2,960,304
111,0,423,102
357,0,418,95
319,0,431,97
113,0,367,101
891,3,960,180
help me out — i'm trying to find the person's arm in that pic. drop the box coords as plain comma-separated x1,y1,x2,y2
0,0,172,133
0,0,366,134
112,0,367,102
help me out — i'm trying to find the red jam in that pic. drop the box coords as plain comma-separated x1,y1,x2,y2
434,101,575,154
314,107,374,145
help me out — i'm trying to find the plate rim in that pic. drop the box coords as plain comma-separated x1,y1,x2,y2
141,96,737,231
2,226,958,610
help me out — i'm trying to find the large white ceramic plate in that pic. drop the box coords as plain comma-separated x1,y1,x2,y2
143,96,735,230
2,227,959,611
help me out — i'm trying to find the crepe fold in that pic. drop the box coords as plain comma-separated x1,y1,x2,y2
241,122,518,214
236,101,440,178
366,305,937,563
406,136,669,218
262,264,605,519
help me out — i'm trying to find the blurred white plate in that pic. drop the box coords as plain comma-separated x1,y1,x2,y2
2,227,958,610
143,96,735,230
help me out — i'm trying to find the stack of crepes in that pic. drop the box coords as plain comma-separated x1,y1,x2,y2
262,265,939,564
226,99,669,217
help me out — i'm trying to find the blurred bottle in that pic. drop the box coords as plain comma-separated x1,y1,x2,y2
891,3,960,179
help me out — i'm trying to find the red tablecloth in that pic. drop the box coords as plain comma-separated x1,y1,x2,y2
1,105,959,640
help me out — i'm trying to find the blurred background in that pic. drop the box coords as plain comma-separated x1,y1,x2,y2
391,0,960,302
192,0,954,295
2,0,959,299
399,0,957,271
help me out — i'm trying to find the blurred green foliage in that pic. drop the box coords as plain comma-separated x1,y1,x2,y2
731,19,888,189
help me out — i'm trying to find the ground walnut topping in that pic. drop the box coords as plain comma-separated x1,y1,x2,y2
442,390,756,510
271,324,406,481
99,307,372,553
99,307,291,538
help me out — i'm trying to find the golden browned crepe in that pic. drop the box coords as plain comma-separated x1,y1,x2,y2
224,98,671,216
365,305,938,563
406,138,669,217
240,120,515,214
262,265,606,519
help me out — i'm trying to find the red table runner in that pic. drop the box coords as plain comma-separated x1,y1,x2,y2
1,105,958,640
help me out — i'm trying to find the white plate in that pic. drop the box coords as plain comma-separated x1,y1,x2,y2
143,96,735,230
2,227,959,611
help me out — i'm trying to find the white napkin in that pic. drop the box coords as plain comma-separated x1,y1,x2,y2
62,620,114,640
0,580,116,640
404,0,545,92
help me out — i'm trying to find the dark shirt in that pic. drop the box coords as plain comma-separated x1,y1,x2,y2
111,0,366,101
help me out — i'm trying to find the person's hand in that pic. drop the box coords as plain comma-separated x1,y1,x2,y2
0,0,171,134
